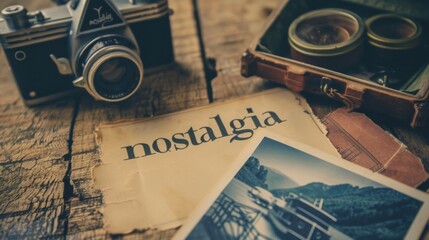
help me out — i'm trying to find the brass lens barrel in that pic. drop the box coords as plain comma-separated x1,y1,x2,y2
365,14,422,68
288,8,365,71
366,14,422,50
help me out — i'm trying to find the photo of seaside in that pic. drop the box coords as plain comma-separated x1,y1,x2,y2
181,137,425,240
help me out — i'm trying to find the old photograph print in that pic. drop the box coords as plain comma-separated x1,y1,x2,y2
184,137,424,240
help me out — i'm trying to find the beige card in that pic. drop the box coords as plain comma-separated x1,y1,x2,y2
94,88,339,233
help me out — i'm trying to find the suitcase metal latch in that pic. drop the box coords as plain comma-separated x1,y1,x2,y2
320,77,365,112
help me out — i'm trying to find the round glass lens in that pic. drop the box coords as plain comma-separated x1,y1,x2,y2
93,57,141,100
96,58,127,83
370,17,416,39
296,15,358,46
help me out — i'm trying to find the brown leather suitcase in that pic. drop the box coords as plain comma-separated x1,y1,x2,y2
241,0,429,128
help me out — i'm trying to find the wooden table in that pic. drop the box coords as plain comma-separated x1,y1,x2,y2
1,0,428,239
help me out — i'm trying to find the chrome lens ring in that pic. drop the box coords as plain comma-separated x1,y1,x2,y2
83,45,144,102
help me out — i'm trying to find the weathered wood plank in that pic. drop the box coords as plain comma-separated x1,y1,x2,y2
67,0,208,238
0,1,73,238
197,0,280,101
0,0,428,239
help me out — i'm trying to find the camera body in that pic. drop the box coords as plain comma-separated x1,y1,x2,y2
0,0,174,106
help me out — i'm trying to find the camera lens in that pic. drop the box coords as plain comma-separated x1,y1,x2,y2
76,36,144,102
370,17,416,39
288,9,364,70
93,57,140,100
366,14,421,49
296,16,355,46
366,14,422,68
97,58,126,83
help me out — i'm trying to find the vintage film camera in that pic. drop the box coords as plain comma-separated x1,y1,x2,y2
0,0,174,106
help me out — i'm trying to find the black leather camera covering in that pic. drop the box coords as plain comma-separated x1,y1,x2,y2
4,38,76,101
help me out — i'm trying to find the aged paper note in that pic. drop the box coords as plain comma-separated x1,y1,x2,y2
322,108,428,187
94,88,339,233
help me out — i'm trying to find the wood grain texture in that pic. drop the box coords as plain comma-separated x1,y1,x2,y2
0,1,72,239
197,0,280,101
0,0,428,239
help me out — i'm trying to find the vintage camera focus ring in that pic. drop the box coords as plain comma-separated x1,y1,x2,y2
83,46,144,102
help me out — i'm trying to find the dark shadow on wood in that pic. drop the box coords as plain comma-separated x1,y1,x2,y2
59,97,80,236
192,0,217,103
